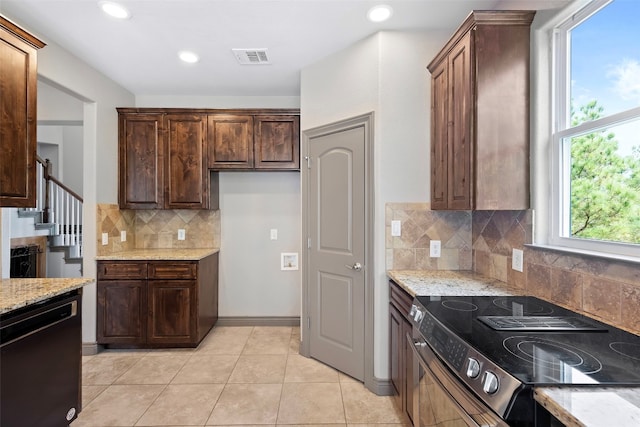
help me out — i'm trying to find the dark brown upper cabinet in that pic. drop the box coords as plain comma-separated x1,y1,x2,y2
208,112,300,171
207,114,254,169
0,17,45,207
428,11,535,210
118,110,216,210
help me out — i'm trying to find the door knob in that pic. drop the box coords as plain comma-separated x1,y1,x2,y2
345,262,363,271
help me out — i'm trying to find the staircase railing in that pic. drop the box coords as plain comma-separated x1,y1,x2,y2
27,156,84,252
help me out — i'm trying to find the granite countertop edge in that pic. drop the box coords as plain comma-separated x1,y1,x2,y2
387,269,524,297
535,387,640,427
95,248,219,261
387,269,640,427
1,277,94,315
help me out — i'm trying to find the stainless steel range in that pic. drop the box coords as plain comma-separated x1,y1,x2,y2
407,295,640,427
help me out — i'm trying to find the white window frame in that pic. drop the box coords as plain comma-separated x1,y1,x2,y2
548,0,640,259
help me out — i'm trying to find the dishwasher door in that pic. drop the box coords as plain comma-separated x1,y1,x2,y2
1,291,82,427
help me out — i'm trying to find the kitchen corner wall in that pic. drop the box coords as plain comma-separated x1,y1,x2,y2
386,205,640,336
96,204,220,255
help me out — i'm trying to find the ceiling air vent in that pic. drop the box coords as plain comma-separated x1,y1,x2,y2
232,48,270,65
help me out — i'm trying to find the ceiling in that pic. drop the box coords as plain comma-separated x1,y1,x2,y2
2,0,571,97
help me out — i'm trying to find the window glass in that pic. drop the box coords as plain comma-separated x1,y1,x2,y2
554,0,640,254
570,0,640,118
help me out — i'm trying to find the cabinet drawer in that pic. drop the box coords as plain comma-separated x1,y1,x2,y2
148,262,197,280
98,262,147,280
389,280,413,318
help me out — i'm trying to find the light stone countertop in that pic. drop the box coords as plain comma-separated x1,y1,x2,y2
1,277,94,315
535,387,640,427
387,269,522,297
95,248,219,261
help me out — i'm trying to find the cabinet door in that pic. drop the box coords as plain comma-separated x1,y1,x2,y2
254,115,299,170
165,114,208,209
147,280,197,345
97,280,146,344
207,114,254,169
447,31,472,210
389,303,405,412
0,20,43,207
430,59,448,210
118,113,164,209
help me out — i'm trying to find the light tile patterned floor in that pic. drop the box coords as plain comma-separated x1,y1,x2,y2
71,326,409,427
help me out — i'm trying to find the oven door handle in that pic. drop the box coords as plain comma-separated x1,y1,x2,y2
407,333,509,427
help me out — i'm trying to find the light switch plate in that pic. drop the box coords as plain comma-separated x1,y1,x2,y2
391,220,401,237
270,229,278,240
120,230,127,242
101,233,108,245
178,229,186,241
512,248,524,272
430,240,441,258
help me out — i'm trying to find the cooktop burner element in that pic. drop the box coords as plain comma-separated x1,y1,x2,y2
441,300,478,311
503,335,603,376
478,315,606,331
609,342,640,361
492,296,555,315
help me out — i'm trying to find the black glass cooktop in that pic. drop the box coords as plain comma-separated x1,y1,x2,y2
415,295,640,386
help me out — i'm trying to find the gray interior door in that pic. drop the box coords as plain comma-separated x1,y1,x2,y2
308,124,365,381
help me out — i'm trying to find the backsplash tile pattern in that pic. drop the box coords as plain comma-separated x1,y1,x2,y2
385,203,472,270
96,204,220,255
386,205,640,335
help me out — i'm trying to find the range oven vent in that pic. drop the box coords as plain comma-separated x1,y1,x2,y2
232,48,270,64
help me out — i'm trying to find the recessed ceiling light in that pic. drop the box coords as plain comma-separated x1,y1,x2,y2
99,1,131,19
367,4,393,23
179,51,199,64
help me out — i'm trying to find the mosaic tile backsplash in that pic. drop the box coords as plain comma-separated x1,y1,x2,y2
386,204,640,335
97,204,220,255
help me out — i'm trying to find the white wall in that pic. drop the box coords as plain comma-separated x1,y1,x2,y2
301,30,449,380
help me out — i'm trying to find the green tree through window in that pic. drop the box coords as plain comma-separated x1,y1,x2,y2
569,100,640,243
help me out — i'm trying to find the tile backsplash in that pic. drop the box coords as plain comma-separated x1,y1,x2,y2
386,204,640,335
97,204,220,255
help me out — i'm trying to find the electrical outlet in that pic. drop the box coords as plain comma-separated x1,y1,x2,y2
512,248,524,272
120,230,127,242
391,220,401,237
270,229,278,240
101,233,109,245
430,240,441,258
178,229,186,241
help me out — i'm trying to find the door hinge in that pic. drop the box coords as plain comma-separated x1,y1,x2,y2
307,237,311,249
307,317,311,329
304,156,311,169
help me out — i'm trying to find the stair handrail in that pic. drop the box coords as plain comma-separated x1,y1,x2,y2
36,156,83,223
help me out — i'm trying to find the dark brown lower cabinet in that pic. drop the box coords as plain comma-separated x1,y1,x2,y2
389,280,413,424
97,252,218,348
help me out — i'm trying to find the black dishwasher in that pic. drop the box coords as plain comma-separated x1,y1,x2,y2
1,290,82,427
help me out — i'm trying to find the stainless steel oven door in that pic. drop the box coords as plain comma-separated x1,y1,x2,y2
407,333,509,427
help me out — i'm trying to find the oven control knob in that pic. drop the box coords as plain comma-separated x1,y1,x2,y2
482,371,499,394
413,309,424,323
466,358,481,378
409,305,417,317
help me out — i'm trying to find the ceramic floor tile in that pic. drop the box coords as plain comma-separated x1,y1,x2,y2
172,354,239,384
339,372,361,384
136,384,224,426
242,327,291,355
289,335,300,354
196,330,251,355
227,354,287,383
211,326,254,337
284,354,339,383
207,383,282,425
71,384,164,427
82,353,144,385
277,383,346,424
341,383,405,424
81,385,107,407
115,354,190,385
